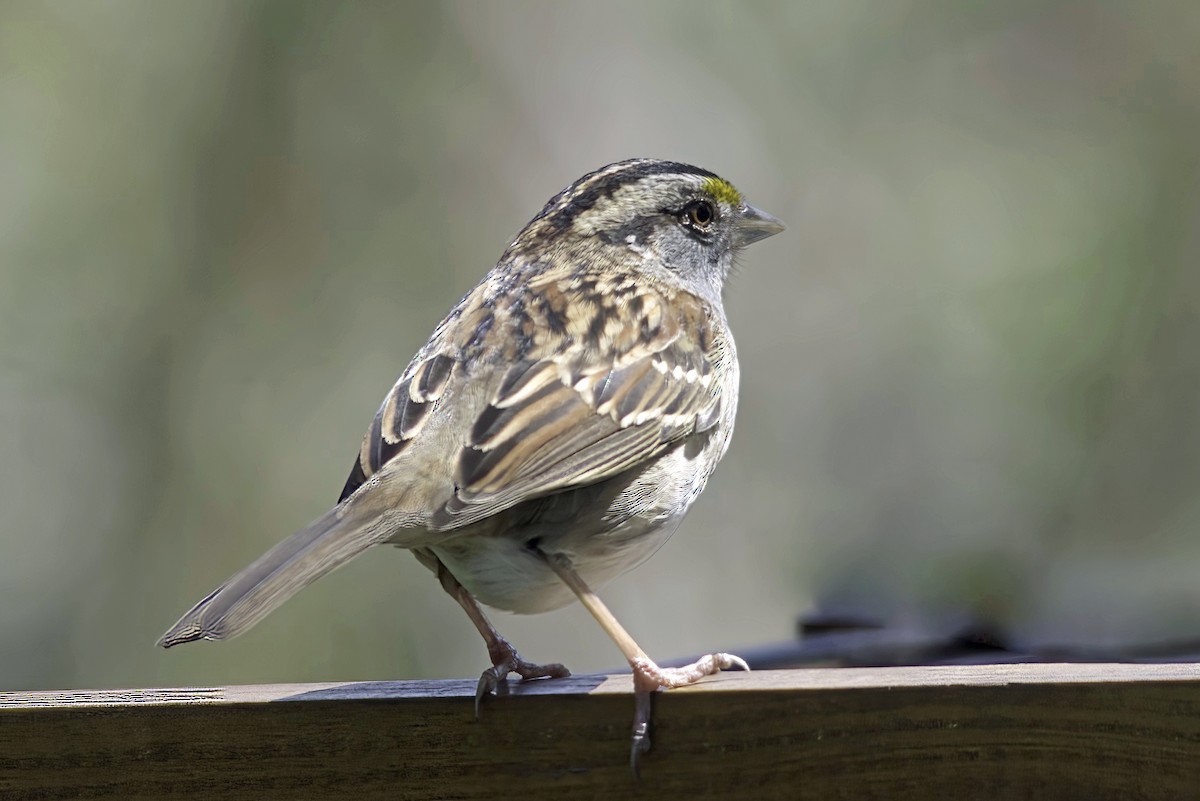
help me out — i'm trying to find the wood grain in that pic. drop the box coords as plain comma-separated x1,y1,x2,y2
2,664,1199,800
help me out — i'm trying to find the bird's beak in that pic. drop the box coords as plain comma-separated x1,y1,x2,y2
734,203,786,248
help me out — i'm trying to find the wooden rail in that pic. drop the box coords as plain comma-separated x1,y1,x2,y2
3,664,1200,800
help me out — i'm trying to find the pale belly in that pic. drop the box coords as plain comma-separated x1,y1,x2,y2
430,512,684,613
426,436,717,614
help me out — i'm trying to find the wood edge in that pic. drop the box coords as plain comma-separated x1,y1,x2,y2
3,662,1198,710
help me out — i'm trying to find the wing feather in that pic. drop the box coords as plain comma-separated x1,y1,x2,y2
338,272,730,532
338,353,457,502
434,329,724,529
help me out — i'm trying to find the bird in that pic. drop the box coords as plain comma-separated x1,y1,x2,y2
159,158,785,771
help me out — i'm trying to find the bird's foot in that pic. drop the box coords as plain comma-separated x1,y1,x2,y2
629,652,750,776
474,636,570,717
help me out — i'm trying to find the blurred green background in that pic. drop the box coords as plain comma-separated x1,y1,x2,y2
3,1,1200,691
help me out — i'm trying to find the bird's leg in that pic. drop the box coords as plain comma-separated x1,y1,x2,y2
435,559,570,716
542,552,749,775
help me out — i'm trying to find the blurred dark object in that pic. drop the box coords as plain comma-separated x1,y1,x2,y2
666,609,1200,671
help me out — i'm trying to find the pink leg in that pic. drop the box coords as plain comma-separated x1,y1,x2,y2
435,559,570,716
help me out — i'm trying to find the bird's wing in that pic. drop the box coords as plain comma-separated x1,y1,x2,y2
338,274,731,532
338,351,456,503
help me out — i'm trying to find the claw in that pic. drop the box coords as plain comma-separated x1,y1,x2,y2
633,651,749,689
474,665,507,719
473,638,570,719
535,553,749,774
627,651,750,775
630,683,653,778
726,654,751,673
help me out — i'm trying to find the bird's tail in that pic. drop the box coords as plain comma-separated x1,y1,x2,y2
158,504,378,648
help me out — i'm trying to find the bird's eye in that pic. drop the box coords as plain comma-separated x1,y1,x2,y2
681,200,715,230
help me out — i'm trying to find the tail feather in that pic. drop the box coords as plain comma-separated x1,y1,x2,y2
158,505,376,648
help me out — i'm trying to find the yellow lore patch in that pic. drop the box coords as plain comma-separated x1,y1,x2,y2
702,176,743,206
